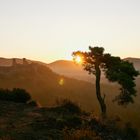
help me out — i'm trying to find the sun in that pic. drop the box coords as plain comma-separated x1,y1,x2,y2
74,55,83,64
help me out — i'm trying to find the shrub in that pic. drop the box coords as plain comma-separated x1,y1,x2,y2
0,88,31,103
63,128,98,140
27,100,39,107
64,115,82,128
123,123,139,140
11,88,31,103
56,99,81,115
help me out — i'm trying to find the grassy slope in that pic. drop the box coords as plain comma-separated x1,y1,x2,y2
0,100,138,140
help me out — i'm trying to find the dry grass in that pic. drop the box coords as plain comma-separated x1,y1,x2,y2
63,128,101,140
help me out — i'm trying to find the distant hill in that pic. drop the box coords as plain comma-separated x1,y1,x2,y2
0,57,48,67
124,57,140,70
0,57,32,66
48,60,93,82
48,60,109,83
0,62,98,110
0,58,106,83
48,58,140,83
1,57,139,83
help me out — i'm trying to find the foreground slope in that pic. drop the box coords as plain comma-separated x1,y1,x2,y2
0,100,138,140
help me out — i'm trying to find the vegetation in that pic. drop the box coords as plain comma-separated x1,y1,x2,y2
73,46,139,117
0,58,140,135
0,98,139,140
55,99,81,114
0,88,31,103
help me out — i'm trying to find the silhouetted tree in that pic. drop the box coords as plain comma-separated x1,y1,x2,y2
12,58,17,66
73,46,139,117
23,58,28,65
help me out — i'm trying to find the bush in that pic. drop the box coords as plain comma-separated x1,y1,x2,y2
0,88,31,103
123,123,139,140
63,128,97,140
28,100,40,107
64,115,82,128
56,99,81,115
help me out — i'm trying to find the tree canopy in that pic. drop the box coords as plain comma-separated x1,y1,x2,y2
73,46,139,116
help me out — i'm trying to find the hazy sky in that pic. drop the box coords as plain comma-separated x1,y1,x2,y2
0,0,140,63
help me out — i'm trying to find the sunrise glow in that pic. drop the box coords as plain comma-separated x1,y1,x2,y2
74,56,83,64
0,0,140,63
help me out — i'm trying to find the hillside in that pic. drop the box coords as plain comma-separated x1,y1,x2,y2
1,100,138,140
48,58,140,83
1,57,139,83
0,57,46,67
0,57,32,66
48,60,91,81
124,57,140,70
48,60,108,83
0,62,98,110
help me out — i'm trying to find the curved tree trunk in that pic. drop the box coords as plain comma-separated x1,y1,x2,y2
95,63,106,118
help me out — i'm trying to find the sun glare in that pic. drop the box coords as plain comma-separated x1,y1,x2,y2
75,56,83,64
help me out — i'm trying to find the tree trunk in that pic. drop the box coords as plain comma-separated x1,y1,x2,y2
95,63,107,118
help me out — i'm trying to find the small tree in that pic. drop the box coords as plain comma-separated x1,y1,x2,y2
73,46,139,117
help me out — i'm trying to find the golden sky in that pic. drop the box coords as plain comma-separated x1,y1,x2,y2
0,0,140,63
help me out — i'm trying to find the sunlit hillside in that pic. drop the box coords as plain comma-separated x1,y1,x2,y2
48,58,140,83
124,57,140,70
48,60,109,83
